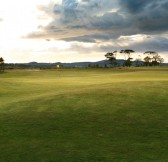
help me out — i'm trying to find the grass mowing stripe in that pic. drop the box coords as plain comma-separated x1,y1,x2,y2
0,68,168,161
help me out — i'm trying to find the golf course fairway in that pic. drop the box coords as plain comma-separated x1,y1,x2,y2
0,68,168,161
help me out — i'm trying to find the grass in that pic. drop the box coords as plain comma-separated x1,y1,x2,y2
0,67,168,161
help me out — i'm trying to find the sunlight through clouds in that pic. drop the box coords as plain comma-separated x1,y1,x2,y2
0,0,168,63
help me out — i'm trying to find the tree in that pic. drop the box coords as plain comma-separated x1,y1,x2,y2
144,51,164,66
153,53,164,65
158,57,164,64
0,57,4,72
120,49,135,60
123,57,133,67
120,49,135,67
143,56,151,66
105,51,117,67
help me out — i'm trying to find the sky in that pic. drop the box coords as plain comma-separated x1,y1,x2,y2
0,0,168,63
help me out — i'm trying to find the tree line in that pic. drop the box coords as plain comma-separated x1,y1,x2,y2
0,50,165,71
105,50,164,67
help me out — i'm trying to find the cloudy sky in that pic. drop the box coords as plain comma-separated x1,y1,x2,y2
0,0,168,63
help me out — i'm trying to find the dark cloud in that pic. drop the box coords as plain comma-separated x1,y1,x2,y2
119,0,168,33
26,0,168,55
63,32,120,43
30,0,168,36
66,35,168,57
119,0,153,14
91,12,129,30
63,35,97,43
95,36,168,53
131,36,168,52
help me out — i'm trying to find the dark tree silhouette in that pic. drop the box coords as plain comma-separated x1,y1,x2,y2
144,51,164,66
120,49,135,67
120,49,135,59
144,56,151,66
0,57,4,72
123,57,133,67
105,51,117,67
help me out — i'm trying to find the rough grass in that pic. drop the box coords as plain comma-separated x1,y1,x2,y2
0,68,168,161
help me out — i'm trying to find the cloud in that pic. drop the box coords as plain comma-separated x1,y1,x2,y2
119,0,153,14
66,35,168,55
130,36,168,52
25,0,168,57
28,0,168,37
105,35,168,52
119,0,168,33
26,0,120,39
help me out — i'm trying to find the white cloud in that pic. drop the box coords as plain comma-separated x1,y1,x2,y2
0,0,168,63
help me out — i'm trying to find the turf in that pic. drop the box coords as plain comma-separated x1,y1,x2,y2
0,68,168,161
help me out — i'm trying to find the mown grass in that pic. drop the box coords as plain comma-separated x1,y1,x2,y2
0,68,168,161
